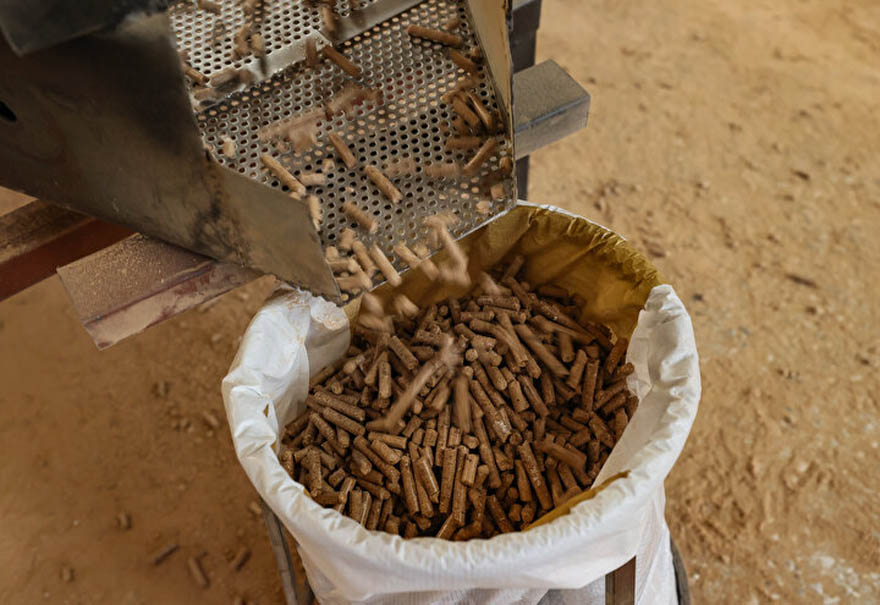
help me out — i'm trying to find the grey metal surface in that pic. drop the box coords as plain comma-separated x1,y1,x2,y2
671,537,691,605
0,0,161,55
185,0,516,286
514,59,590,159
0,11,337,299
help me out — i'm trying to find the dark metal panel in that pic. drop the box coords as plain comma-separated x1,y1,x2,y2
0,12,337,299
512,0,542,39
516,156,530,199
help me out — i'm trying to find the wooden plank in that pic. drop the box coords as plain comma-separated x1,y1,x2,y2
56,234,258,349
0,200,131,300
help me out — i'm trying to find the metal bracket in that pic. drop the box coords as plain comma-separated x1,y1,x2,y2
514,59,590,159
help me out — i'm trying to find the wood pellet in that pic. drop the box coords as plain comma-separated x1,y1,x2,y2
406,25,463,48
279,257,638,540
323,45,363,78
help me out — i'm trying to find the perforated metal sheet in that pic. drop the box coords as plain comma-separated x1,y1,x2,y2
171,0,515,293
170,0,377,77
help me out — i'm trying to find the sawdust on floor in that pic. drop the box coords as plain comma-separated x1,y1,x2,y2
1,0,879,602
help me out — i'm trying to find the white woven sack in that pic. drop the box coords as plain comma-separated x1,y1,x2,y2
222,281,699,604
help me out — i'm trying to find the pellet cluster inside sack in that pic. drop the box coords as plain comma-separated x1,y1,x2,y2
279,257,638,540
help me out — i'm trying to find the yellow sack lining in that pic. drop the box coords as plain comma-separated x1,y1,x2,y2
351,202,666,527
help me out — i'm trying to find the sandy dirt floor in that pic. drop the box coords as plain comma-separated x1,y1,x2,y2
2,0,879,602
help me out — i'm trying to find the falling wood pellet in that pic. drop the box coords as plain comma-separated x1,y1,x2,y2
385,157,419,177
336,269,372,293
364,165,403,203
193,87,216,102
259,109,324,142
183,64,208,86
326,83,378,117
251,33,265,56
406,25,463,47
305,36,320,66
451,116,470,135
442,74,482,104
424,162,461,179
323,45,363,78
392,295,419,318
220,135,236,158
443,16,461,31
466,92,496,131
61,566,74,582
329,132,358,169
370,245,402,286
451,96,481,129
351,240,377,276
412,241,431,259
260,154,306,198
339,227,357,251
476,200,492,214
393,243,440,280
329,257,358,274
237,68,256,85
426,217,469,287
150,543,179,566
188,556,209,588
490,183,505,200
342,201,377,233
463,138,498,176
445,136,482,151
307,195,323,231
233,23,251,57
209,20,226,47
209,66,239,88
449,49,480,74
198,0,222,14
299,172,326,186
322,5,337,36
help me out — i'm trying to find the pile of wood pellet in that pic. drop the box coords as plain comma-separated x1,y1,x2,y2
278,255,638,540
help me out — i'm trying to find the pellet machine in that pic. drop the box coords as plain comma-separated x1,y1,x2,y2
0,0,589,349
